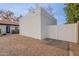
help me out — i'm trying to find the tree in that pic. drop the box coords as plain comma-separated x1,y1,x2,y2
64,3,79,24
28,4,54,16
0,10,14,19
0,10,22,22
47,4,54,15
35,4,40,8
28,6,35,13
16,15,22,22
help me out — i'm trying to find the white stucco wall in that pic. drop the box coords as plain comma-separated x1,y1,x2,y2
47,24,78,43
20,8,57,39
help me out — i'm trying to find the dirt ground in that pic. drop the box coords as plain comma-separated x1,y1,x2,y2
0,34,70,56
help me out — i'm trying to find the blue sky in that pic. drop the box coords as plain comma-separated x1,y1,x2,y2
0,3,66,25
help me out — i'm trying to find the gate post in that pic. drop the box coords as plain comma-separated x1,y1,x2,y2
77,21,79,43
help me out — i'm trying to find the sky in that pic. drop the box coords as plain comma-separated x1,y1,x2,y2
0,3,66,25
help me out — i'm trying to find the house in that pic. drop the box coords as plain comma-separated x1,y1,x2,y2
20,8,57,39
0,19,19,34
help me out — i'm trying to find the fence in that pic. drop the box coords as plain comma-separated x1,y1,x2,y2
47,23,78,43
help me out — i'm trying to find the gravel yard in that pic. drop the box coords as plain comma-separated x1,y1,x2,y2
0,34,78,56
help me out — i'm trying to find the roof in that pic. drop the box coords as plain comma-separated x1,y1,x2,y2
0,19,19,26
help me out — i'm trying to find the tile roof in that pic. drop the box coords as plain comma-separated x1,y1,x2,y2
0,19,19,26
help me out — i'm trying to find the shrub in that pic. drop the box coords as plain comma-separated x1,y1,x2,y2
0,29,1,34
2,33,6,35
12,29,19,34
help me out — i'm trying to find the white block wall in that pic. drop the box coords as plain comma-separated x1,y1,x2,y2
20,8,57,39
47,25,58,39
47,24,78,43
58,24,78,42
41,9,57,39
20,8,41,39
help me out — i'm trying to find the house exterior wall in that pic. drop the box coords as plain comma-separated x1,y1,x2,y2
20,8,57,39
0,25,17,34
47,24,78,43
10,26,15,33
0,25,6,34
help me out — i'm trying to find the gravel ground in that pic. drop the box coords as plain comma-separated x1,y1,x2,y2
0,34,69,56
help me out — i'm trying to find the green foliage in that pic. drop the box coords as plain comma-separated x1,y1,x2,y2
64,3,79,24
0,29,1,34
12,29,19,34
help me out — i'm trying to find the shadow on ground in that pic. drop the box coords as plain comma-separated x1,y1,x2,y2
42,38,70,55
43,38,69,50
42,38,79,56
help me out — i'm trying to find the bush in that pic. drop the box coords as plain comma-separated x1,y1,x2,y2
2,33,6,35
0,29,1,34
12,29,19,34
